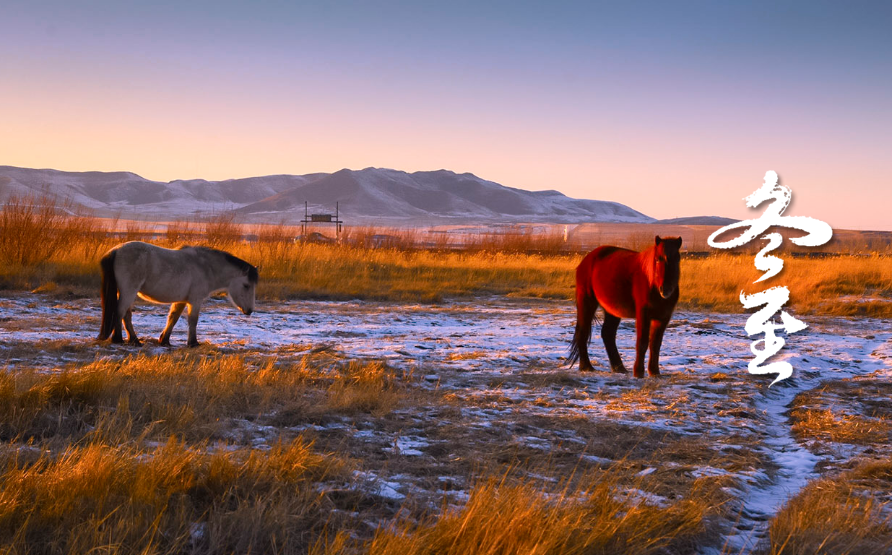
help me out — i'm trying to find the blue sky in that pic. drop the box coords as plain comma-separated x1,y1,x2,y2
1,1,890,228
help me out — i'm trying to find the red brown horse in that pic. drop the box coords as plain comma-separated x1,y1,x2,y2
569,236,682,378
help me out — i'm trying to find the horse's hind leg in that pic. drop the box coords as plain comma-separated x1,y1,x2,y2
573,293,598,371
113,289,139,345
186,303,201,348
111,317,124,344
123,309,141,346
159,302,186,347
602,313,628,373
109,296,125,344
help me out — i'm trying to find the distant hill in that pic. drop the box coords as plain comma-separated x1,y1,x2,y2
657,216,738,226
0,166,654,224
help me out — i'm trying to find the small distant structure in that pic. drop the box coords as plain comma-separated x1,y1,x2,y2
300,201,343,239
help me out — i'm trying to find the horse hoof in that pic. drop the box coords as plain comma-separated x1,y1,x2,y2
611,365,628,374
633,371,645,379
579,363,595,372
187,341,200,348
128,340,142,347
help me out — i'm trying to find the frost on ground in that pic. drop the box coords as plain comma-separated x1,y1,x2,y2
1,293,891,553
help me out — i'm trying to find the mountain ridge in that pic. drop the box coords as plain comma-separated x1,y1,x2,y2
0,165,696,225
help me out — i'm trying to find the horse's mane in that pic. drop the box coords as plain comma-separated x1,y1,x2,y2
193,246,259,283
641,244,657,285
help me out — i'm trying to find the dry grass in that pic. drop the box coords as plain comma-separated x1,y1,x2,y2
203,212,244,248
0,345,744,554
464,226,568,254
1,194,890,313
791,408,891,446
0,437,344,554
247,243,577,302
790,381,892,447
165,218,200,247
769,380,892,553
0,353,410,444
765,458,892,555
0,194,106,268
678,253,892,316
320,471,723,555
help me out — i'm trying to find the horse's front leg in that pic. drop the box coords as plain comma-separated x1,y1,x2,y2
633,309,651,379
648,319,668,377
186,303,201,347
159,302,186,346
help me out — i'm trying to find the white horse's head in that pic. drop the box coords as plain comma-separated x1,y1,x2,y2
228,266,258,316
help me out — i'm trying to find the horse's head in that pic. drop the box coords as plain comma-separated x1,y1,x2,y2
228,265,259,316
653,236,682,299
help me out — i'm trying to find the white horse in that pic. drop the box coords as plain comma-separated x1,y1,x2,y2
97,241,258,347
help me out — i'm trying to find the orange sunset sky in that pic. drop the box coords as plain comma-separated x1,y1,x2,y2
1,2,890,230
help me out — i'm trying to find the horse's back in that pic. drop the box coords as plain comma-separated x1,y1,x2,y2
577,245,639,281
577,245,642,318
109,242,198,303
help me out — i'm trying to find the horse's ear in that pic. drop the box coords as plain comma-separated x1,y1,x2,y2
674,237,683,248
655,235,662,245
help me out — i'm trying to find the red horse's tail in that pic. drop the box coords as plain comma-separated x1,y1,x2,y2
97,250,118,340
568,294,596,365
568,256,597,366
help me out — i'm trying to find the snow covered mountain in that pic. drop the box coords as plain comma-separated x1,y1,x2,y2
0,165,653,224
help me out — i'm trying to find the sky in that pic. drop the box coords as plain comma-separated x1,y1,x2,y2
1,1,890,230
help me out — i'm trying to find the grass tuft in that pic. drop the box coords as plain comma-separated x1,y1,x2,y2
0,437,343,554
346,473,720,555
766,458,892,555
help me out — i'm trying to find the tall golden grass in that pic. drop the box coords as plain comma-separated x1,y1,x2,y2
0,353,408,443
0,194,106,267
0,348,735,554
319,472,723,555
1,194,890,315
0,438,342,554
767,459,892,555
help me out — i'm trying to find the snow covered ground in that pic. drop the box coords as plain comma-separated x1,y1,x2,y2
1,293,890,552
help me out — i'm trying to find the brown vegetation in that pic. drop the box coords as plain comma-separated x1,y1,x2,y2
790,380,892,448
2,194,890,315
0,353,411,444
0,345,743,555
765,458,892,555
343,474,720,555
0,438,343,554
1,195,890,552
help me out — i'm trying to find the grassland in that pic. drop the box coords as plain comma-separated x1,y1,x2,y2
0,347,737,555
2,330,887,554
1,196,891,553
765,378,892,554
0,195,890,316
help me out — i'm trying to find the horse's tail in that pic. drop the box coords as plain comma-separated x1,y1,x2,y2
568,293,596,365
97,250,118,340
568,256,597,366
